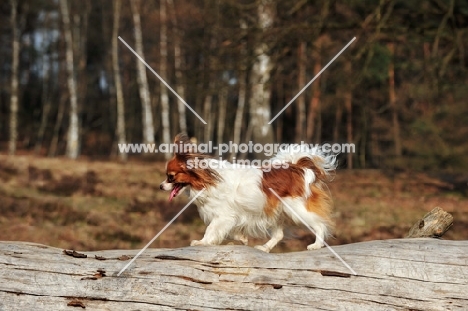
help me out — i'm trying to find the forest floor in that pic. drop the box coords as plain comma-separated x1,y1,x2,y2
1,154,467,252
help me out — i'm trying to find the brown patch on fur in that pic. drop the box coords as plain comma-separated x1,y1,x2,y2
307,183,334,229
262,164,306,217
295,157,329,181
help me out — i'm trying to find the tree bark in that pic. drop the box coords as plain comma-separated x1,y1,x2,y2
387,42,401,157
48,92,66,157
60,0,80,159
216,86,227,145
9,0,20,155
231,21,248,159
130,0,156,145
306,37,322,142
73,1,90,153
203,34,216,143
158,0,171,154
333,98,342,143
112,0,127,161
295,42,306,142
344,60,353,169
35,12,53,155
167,0,187,134
249,0,275,154
406,207,453,238
0,239,466,310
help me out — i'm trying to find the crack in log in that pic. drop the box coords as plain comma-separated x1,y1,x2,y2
161,274,213,285
319,270,351,277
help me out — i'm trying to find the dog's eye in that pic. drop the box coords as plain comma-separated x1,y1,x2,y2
167,174,175,182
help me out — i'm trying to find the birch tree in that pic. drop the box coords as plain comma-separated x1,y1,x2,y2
60,0,80,159
216,86,227,145
249,0,274,152
202,0,218,143
203,35,216,143
8,0,20,155
130,0,155,145
158,0,171,154
167,0,187,134
35,12,53,155
113,0,127,161
231,20,248,159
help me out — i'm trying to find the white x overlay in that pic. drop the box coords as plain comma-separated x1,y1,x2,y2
268,36,356,124
269,188,357,275
118,36,207,124
117,190,205,276
116,33,357,277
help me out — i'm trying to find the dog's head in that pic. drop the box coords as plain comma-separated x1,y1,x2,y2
160,133,221,201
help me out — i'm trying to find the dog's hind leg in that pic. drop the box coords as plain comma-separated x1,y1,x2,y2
281,197,331,251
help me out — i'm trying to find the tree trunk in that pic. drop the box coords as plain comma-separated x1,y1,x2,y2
9,0,20,155
333,99,342,143
60,0,80,159
73,1,90,154
112,0,127,161
130,0,155,145
249,0,274,154
167,0,187,134
344,61,353,169
306,37,322,142
1,239,466,310
158,0,171,153
203,91,214,142
295,42,306,142
231,21,248,160
48,93,66,157
203,33,216,143
216,86,227,146
275,76,284,142
387,42,401,157
35,12,53,155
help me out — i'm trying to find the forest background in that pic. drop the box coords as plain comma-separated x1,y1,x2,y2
1,0,467,251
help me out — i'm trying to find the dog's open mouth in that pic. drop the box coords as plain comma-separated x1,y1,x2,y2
169,183,186,202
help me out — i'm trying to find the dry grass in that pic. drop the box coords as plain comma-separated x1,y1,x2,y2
0,154,467,252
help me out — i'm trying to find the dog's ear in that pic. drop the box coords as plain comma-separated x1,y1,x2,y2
174,133,191,145
174,133,194,157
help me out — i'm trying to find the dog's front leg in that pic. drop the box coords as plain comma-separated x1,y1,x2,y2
191,217,234,246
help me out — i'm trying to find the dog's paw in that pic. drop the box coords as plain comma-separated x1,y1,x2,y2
190,240,206,246
307,243,324,250
232,234,248,246
254,245,270,253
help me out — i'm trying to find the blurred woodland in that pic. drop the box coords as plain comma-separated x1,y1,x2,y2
1,0,468,170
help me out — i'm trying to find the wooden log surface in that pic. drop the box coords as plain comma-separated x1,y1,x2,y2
0,239,467,310
406,207,454,238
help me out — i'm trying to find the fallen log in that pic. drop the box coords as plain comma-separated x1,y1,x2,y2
406,206,453,238
0,239,467,310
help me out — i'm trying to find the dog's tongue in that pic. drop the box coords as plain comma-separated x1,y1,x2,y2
169,185,180,202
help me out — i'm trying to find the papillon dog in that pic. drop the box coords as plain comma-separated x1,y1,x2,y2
160,133,337,252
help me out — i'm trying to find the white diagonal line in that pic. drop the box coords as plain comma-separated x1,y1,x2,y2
268,37,356,124
118,36,207,125
117,189,205,276
269,188,357,275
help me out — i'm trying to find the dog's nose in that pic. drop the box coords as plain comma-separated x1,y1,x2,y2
160,183,164,190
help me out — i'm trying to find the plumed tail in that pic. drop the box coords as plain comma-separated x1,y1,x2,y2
272,144,337,183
